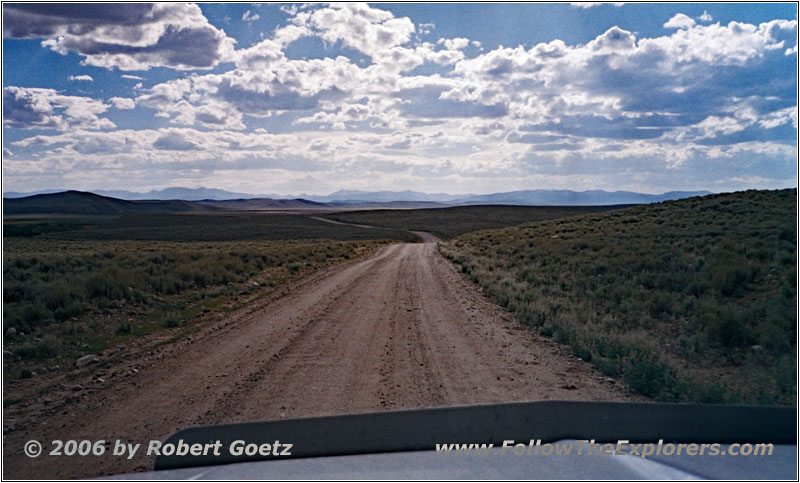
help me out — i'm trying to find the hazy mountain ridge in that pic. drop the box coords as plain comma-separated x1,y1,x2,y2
302,189,471,203
93,187,276,201
5,187,711,206
450,189,711,206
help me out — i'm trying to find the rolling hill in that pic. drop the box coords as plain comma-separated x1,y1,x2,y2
440,188,797,404
2,191,203,215
2,191,336,215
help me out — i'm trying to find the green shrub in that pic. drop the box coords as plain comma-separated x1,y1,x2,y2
13,337,60,361
648,293,672,319
707,250,752,297
162,313,182,328
571,344,592,362
707,308,751,349
623,351,677,400
54,301,85,321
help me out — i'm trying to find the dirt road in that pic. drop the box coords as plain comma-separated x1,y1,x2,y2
4,236,636,478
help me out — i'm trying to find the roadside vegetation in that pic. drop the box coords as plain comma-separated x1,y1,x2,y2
440,189,796,405
3,237,388,382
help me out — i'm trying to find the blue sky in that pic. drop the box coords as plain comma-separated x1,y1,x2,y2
3,3,797,195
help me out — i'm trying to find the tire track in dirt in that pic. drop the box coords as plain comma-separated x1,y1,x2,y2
3,236,639,479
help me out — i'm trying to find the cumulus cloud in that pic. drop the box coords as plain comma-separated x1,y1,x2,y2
130,7,798,153
437,37,470,50
3,86,114,130
109,97,135,110
664,13,696,29
643,18,796,65
69,75,94,82
138,49,366,128
451,19,797,135
295,3,415,57
3,3,235,70
121,74,144,80
135,77,246,130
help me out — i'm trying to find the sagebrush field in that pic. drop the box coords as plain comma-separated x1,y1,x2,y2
323,204,622,240
2,237,388,383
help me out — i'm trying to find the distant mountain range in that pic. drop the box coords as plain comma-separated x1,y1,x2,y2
448,189,711,206
300,189,468,203
4,187,711,206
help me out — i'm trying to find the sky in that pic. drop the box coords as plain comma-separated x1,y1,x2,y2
2,2,798,196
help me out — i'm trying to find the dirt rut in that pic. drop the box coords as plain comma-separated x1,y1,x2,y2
4,238,636,478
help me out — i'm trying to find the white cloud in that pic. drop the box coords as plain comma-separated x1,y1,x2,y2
643,19,796,65
109,97,135,110
664,13,696,30
418,22,435,35
68,75,94,82
425,48,465,66
132,10,797,149
296,3,416,57
571,3,624,8
234,39,285,70
4,4,235,71
758,107,797,129
135,77,246,130
272,24,312,47
3,86,114,130
697,10,713,23
280,5,299,16
437,37,470,50
121,74,144,81
242,10,260,22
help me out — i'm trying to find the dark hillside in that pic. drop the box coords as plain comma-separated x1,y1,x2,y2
3,191,202,215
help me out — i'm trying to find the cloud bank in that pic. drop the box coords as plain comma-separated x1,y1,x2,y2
3,3,797,195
